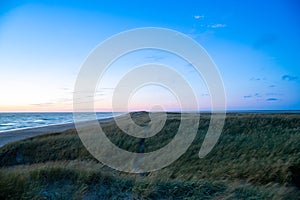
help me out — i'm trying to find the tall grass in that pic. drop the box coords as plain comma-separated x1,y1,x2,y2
1,161,296,199
0,112,299,199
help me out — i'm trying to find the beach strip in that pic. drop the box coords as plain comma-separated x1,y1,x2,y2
0,118,114,148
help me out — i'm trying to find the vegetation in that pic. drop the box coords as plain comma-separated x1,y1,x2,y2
0,112,299,199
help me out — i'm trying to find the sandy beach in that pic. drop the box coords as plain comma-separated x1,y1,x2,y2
0,118,115,148
0,123,75,148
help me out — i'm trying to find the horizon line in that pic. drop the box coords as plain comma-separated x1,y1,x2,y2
0,109,300,114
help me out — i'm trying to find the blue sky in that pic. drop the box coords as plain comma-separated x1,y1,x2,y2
0,0,299,111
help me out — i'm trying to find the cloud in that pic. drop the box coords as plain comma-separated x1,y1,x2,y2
282,75,298,81
186,30,214,41
250,77,266,81
243,93,262,99
210,24,226,28
266,98,279,101
250,77,261,81
30,102,56,106
269,85,276,88
254,93,261,97
244,93,281,102
194,15,204,19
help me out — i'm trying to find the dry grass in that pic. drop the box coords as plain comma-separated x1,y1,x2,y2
0,112,299,199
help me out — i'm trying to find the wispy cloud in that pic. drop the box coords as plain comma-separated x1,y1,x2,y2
30,102,56,106
250,77,261,81
30,97,74,107
209,23,226,28
250,77,266,81
254,93,261,97
244,92,282,103
186,30,214,41
243,93,263,100
194,15,204,19
266,98,279,101
282,75,298,81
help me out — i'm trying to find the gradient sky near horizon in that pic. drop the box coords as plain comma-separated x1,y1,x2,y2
0,0,299,112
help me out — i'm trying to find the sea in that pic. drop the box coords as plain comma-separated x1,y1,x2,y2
0,112,124,133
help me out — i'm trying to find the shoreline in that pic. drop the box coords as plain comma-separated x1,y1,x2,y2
0,118,114,148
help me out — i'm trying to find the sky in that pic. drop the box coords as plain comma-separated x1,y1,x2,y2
0,0,299,112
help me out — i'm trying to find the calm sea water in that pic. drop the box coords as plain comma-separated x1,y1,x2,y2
0,112,123,133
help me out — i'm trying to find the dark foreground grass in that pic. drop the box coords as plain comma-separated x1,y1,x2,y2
0,112,300,199
0,161,296,199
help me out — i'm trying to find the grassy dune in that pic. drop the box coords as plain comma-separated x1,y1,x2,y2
0,112,299,199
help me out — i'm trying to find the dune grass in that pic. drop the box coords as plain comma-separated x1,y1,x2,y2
0,161,295,199
0,112,299,199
